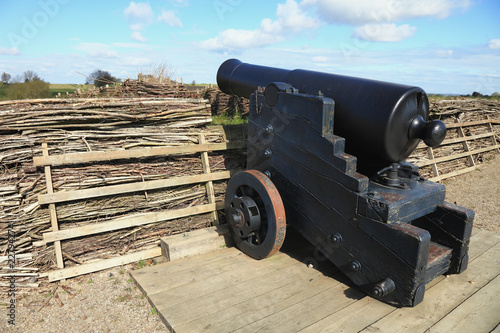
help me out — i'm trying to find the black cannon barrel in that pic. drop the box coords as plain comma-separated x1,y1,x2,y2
217,59,446,168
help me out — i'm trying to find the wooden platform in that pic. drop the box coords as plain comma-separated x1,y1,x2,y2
130,228,500,333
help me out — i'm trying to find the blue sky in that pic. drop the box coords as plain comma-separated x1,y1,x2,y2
0,0,499,94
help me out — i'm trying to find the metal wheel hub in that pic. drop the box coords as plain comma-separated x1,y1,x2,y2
228,196,261,238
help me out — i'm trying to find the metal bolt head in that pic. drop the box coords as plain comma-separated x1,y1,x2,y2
330,233,342,248
264,170,271,178
265,124,273,134
264,149,272,158
350,261,361,272
373,285,383,297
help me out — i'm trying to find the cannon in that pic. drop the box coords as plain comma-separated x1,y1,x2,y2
218,59,474,307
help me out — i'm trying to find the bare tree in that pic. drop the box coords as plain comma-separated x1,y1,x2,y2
23,70,41,82
1,72,11,85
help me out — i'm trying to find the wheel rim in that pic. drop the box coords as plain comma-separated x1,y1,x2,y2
225,170,286,259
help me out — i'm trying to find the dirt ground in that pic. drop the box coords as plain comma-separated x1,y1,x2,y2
1,154,499,333
443,154,500,233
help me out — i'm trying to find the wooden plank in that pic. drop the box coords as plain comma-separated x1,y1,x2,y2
199,134,219,224
242,230,497,333
427,147,439,177
160,225,231,261
487,116,500,153
428,273,500,333
144,249,297,299
416,144,500,167
0,253,32,262
154,260,340,332
0,273,38,277
131,249,243,298
42,202,220,243
360,242,500,333
0,282,39,288
33,141,247,167
42,143,64,269
47,247,161,282
417,131,496,149
301,297,394,333
38,171,231,205
458,126,476,167
172,264,318,332
429,165,479,182
172,266,341,333
131,229,498,333
446,119,494,128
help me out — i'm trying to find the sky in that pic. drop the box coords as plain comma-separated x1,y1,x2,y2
0,0,499,94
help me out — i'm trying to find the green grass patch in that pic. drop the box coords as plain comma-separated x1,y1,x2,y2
0,83,6,98
211,113,248,126
49,83,91,97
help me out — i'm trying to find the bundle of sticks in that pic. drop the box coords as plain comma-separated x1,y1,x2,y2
74,79,200,99
408,98,500,178
204,88,249,116
429,98,500,122
0,97,245,272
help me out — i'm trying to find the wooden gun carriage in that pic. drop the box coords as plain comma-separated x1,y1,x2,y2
217,59,474,307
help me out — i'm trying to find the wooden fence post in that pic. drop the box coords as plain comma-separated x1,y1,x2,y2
42,143,64,269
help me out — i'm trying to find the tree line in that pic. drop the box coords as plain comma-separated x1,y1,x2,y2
1,69,120,100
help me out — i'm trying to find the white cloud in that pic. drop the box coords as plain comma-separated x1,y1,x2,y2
124,2,154,31
312,56,329,63
113,42,151,50
75,43,118,58
199,0,317,51
302,0,472,25
158,10,183,28
489,39,500,49
169,0,188,7
353,23,417,42
436,49,453,57
131,31,148,42
199,29,286,51
0,47,21,56
122,56,152,66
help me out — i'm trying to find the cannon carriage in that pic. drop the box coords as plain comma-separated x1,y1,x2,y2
218,59,474,307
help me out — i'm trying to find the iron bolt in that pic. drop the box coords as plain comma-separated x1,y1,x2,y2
350,261,361,272
264,170,271,178
330,233,342,247
265,124,273,134
373,286,383,297
264,149,272,158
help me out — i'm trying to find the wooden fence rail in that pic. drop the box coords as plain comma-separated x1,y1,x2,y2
413,118,499,182
36,137,245,282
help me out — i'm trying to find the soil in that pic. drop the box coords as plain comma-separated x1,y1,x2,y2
2,154,499,333
443,154,500,233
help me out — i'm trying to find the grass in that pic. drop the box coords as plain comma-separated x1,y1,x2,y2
0,83,93,100
0,83,7,99
211,113,248,126
49,83,91,98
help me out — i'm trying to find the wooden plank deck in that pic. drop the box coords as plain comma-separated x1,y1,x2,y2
130,229,500,333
